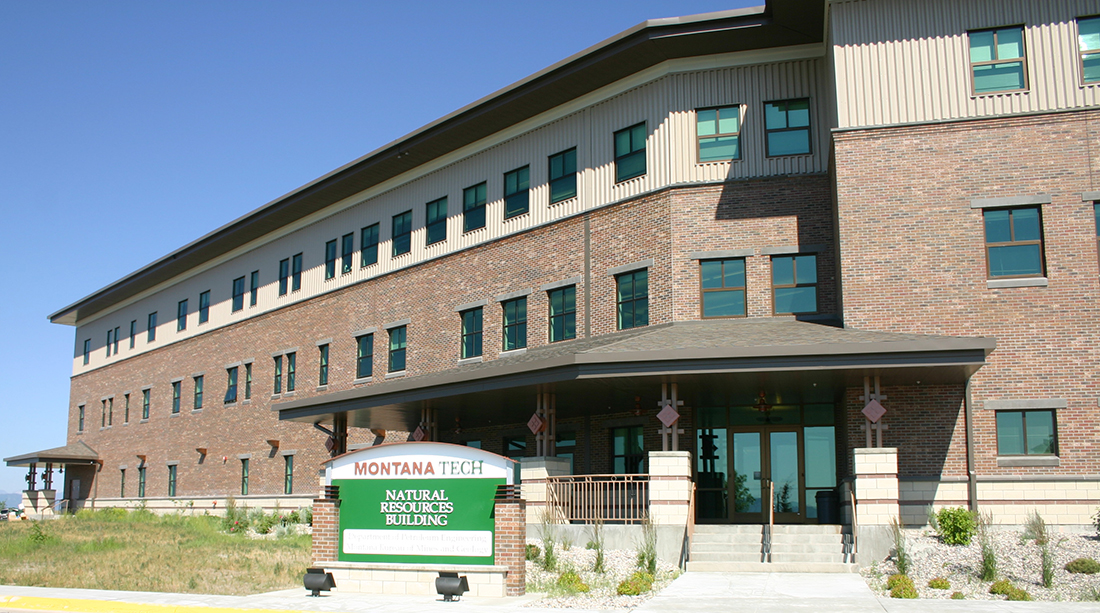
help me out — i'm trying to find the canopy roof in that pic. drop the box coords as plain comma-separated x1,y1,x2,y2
4,441,100,467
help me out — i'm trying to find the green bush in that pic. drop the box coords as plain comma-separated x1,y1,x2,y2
1065,557,1100,574
1005,587,1032,601
989,579,1014,595
886,574,909,590
936,507,976,546
616,571,654,596
585,541,596,550
890,577,918,599
525,544,541,561
556,570,590,594
950,591,965,600
927,577,951,590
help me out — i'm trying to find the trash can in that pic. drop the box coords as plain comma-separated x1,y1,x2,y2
816,489,839,524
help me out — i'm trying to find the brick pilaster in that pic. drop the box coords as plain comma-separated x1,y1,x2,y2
494,497,526,597
311,496,340,566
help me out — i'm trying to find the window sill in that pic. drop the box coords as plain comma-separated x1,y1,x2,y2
997,456,1059,468
462,227,486,235
385,371,406,380
139,419,149,424
270,394,281,400
458,356,483,365
242,399,251,405
970,88,1029,99
988,277,1048,289
353,376,374,385
499,348,527,358
503,211,530,222
283,391,297,398
224,402,238,408
316,385,329,392
191,409,203,414
549,196,577,207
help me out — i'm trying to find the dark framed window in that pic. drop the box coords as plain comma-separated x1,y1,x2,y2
764,99,811,156
244,362,252,400
341,233,354,274
701,259,746,318
278,258,290,295
171,381,181,414
504,435,526,460
78,405,85,431
101,399,107,428
142,389,150,419
325,239,338,280
984,207,1044,278
549,148,577,203
616,269,649,330
502,297,527,351
291,253,303,291
241,459,249,496
361,223,380,267
392,211,412,256
232,276,245,312
556,432,576,473
108,397,113,426
388,325,407,372
548,286,576,342
113,326,120,354
273,355,283,394
697,106,742,162
147,312,157,342
129,320,136,349
124,393,130,423
106,329,113,357
463,182,487,232
167,465,177,497
198,291,210,324
225,367,238,404
138,467,146,498
356,334,373,379
177,299,188,332
1079,17,1100,83
504,166,530,219
1095,203,1099,271
193,375,203,409
426,197,447,245
612,425,645,474
463,440,482,449
772,255,818,314
614,123,647,182
460,308,483,359
286,352,296,392
249,270,259,306
120,469,125,498
83,339,90,365
969,26,1027,94
996,410,1056,455
318,344,329,386
284,455,294,495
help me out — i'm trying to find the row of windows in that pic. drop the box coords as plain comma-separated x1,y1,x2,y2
967,17,1100,94
118,455,294,499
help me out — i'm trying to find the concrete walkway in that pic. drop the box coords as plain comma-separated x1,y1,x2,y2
1,573,1098,613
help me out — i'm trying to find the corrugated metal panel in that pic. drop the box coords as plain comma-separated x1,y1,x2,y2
832,0,1100,129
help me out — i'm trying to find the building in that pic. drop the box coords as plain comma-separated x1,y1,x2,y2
9,0,1100,561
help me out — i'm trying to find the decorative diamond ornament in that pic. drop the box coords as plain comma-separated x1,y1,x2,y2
412,425,426,441
657,402,680,427
862,399,887,423
527,413,545,434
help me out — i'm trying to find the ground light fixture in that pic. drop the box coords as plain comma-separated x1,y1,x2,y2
303,568,336,596
435,572,469,601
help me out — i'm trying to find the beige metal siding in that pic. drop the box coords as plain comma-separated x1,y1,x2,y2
831,0,1100,129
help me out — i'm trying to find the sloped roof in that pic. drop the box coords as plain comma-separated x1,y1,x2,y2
5,441,100,467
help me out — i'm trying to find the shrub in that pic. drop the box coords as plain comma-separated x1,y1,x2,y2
300,506,313,526
27,522,53,545
989,579,1014,595
616,571,654,596
636,518,657,575
950,591,965,600
589,517,605,574
886,574,909,590
556,570,590,594
927,577,951,590
891,518,910,576
936,507,976,546
976,512,996,581
525,544,541,561
1005,587,1032,601
889,575,917,599
1065,557,1100,574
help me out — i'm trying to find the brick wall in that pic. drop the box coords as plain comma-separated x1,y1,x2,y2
493,498,526,596
311,496,339,565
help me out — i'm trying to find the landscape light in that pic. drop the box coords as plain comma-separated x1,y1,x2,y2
303,568,336,597
435,571,469,602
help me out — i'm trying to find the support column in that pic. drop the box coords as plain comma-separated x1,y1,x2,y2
853,447,899,563
333,413,348,456
519,457,571,524
647,451,692,525
311,485,341,566
494,488,526,597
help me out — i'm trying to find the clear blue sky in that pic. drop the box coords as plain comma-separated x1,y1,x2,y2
0,0,757,495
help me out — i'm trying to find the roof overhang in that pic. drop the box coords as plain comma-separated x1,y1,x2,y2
49,0,825,326
4,441,100,468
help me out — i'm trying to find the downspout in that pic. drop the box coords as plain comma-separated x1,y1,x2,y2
964,378,977,511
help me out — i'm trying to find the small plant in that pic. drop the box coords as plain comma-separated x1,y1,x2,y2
539,510,557,571
636,516,658,575
27,521,52,544
888,575,917,599
1065,557,1100,574
976,512,997,581
556,570,590,594
525,543,541,561
1093,507,1099,536
560,532,574,552
300,506,313,526
926,506,939,532
890,518,911,576
927,577,951,590
616,571,654,596
1022,511,1055,588
1082,587,1100,601
989,579,1013,595
886,574,908,590
1005,587,1032,601
936,507,976,546
589,517,605,573
950,591,965,600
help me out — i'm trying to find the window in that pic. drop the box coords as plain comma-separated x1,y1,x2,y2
167,465,177,497
612,426,645,474
325,239,337,279
142,389,150,419
969,26,1026,93
504,166,530,219
392,211,412,256
996,410,1056,456
129,320,136,349
147,312,157,342
502,297,527,351
102,399,107,427
120,469,125,498
556,432,576,473
279,258,290,295
548,286,576,342
548,148,577,203
249,270,259,306
78,405,84,432
108,397,113,426
463,183,487,232
460,308,483,359
232,276,245,312
244,363,252,400
138,467,146,498
701,259,746,318
274,356,283,394
984,207,1044,278
193,375,203,409
113,326,120,354
177,299,188,331
124,393,130,423
284,455,294,495
426,197,447,245
764,99,811,156
240,459,249,496
318,344,329,386
286,352,296,392
171,381,181,414
504,435,526,461
1095,203,1100,271
697,106,742,162
106,329,113,357
198,291,210,324
356,334,373,379
83,339,90,365
772,255,818,314
361,223,379,267
291,253,303,291
1080,17,1100,83
341,233,354,274
464,440,482,449
614,123,647,182
389,325,407,372
616,270,649,330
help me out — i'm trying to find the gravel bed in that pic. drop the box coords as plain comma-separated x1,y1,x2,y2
863,528,1100,602
524,540,679,609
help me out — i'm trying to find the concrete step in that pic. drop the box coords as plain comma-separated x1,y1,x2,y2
688,533,766,545
686,561,859,573
768,535,846,546
691,541,762,553
687,551,765,563
692,524,764,534
770,552,849,564
769,542,844,554
770,524,844,535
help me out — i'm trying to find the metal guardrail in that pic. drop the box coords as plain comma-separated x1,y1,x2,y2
545,474,649,524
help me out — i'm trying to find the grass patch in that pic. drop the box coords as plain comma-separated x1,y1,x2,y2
0,510,309,595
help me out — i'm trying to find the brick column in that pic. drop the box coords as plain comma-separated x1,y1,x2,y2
853,447,899,525
311,490,340,566
647,451,692,525
519,457,571,524
494,496,526,597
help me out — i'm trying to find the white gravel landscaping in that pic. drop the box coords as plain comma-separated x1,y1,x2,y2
524,540,680,609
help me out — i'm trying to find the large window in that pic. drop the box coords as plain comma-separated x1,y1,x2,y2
341,232,354,274
463,182,487,232
286,352,296,392
325,239,338,279
969,26,1027,93
504,435,526,461
318,344,329,386
284,455,294,495
167,465,177,497
241,459,249,496
137,467,146,498
78,405,84,432
106,329,113,357
291,253,302,291
612,426,645,474
461,308,483,359
696,106,741,162
130,320,136,348
772,255,817,314
147,312,157,342
177,299,188,332
764,99,811,156
614,123,646,182
193,375,203,410
1080,17,1100,83
249,270,259,306
426,197,447,245
357,334,373,379
616,270,649,330
996,410,1056,456
120,469,125,498
113,326,119,354
244,363,252,400
700,258,746,318
389,326,407,372
504,166,530,219
392,211,412,256
232,276,245,312
124,393,130,423
548,148,577,203
225,366,238,404
142,389,150,419
548,286,576,343
171,381,181,414
278,258,290,295
83,339,90,365
273,355,283,394
361,223,379,267
502,297,527,351
984,207,1044,278
198,291,210,324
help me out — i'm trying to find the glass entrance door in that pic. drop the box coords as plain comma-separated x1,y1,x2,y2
730,427,802,523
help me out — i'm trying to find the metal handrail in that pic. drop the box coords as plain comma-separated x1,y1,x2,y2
544,474,649,524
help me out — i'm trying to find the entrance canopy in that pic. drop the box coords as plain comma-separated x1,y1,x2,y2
4,441,100,468
275,319,995,431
